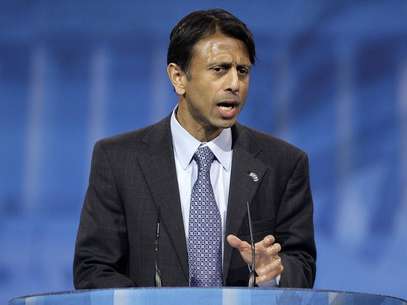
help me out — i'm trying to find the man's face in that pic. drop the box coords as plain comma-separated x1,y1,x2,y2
176,32,251,141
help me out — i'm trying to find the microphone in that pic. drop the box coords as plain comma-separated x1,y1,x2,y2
247,170,260,287
154,214,163,287
246,200,256,288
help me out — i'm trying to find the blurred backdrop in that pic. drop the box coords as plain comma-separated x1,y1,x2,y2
1,0,407,303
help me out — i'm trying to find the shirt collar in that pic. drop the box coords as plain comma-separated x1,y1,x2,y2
170,108,232,171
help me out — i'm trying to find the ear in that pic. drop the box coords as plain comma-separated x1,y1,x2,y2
167,63,187,95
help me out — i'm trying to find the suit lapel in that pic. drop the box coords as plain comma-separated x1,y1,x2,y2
223,124,268,283
137,117,189,282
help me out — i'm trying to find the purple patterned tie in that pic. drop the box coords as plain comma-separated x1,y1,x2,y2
188,146,223,287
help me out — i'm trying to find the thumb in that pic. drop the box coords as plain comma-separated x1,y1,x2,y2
226,234,252,264
226,234,243,249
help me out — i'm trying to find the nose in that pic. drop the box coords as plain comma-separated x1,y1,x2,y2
225,68,239,94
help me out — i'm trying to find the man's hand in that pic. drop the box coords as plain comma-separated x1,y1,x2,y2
226,234,283,284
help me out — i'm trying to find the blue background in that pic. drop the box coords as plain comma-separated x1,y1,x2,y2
1,1,406,303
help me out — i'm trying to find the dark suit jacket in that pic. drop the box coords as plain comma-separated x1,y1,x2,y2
73,116,316,288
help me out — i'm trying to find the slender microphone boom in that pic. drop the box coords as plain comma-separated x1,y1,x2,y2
154,215,163,287
246,201,256,288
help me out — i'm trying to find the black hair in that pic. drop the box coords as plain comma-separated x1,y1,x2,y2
167,9,256,73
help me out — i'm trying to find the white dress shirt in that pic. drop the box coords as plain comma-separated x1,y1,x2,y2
170,110,232,240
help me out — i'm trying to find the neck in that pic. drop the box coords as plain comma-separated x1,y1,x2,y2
175,104,222,142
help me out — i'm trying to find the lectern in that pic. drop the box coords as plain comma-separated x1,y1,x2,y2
9,288,407,305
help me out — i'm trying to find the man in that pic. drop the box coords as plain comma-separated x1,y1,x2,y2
74,9,316,289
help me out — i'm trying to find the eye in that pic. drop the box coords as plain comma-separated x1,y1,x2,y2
238,67,249,76
212,66,226,73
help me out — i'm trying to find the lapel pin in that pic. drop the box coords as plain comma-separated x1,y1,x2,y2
248,172,259,182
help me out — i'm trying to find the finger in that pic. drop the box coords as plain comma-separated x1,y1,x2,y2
256,261,284,284
226,234,251,251
256,255,282,275
255,235,275,250
227,234,256,264
262,235,275,247
226,234,242,248
265,243,282,256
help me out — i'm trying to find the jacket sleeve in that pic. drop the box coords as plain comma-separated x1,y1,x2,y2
276,152,317,288
73,141,135,289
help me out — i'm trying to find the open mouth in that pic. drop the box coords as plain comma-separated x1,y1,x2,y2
217,101,239,110
216,101,240,118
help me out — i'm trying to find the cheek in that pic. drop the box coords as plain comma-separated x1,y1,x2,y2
241,82,250,97
192,81,211,98
198,85,217,105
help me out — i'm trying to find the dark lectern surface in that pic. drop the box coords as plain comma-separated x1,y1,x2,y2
9,288,407,305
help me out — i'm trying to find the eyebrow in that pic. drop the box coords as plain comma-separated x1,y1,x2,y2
208,62,252,69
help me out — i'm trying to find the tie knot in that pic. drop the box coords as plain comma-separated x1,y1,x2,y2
193,146,215,171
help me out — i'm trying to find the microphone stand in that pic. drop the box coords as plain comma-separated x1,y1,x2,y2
154,215,162,287
246,201,256,288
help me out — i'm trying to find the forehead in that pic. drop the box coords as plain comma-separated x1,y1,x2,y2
190,33,251,65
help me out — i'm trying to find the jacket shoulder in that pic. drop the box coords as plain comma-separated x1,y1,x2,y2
93,116,170,152
237,124,307,159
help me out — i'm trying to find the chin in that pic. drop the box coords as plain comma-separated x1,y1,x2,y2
216,119,237,129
